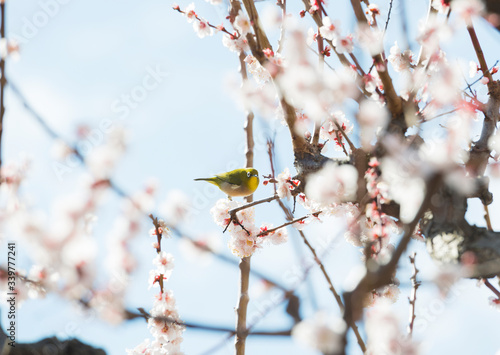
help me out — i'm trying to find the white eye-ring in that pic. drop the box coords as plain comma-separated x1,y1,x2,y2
247,172,251,178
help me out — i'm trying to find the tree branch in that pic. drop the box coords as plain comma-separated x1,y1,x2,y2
235,52,255,355
342,174,441,352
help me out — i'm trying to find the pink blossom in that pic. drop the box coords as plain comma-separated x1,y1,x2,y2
184,3,196,23
335,34,354,53
222,34,250,53
193,18,214,38
452,0,485,22
234,10,251,36
276,168,300,200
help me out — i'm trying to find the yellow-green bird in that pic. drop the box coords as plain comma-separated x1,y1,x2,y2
194,168,259,199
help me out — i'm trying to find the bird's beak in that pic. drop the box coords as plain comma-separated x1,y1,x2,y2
252,174,259,178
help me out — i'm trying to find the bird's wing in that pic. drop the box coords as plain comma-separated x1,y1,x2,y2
215,174,242,186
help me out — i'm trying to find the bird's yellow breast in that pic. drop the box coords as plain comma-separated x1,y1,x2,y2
247,176,259,193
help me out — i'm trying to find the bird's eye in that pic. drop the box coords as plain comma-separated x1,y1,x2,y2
247,172,251,178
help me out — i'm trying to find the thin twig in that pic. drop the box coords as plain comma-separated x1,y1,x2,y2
464,60,499,90
383,0,394,33
149,214,165,293
300,227,367,352
484,204,493,231
408,252,420,338
228,194,279,217
173,6,234,37
467,22,493,85
483,278,500,299
256,212,321,237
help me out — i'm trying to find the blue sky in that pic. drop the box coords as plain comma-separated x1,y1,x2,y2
1,0,500,354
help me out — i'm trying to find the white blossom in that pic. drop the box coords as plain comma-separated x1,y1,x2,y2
292,312,346,354
366,300,419,355
193,19,213,38
234,10,251,36
222,34,250,53
305,162,358,207
319,17,340,42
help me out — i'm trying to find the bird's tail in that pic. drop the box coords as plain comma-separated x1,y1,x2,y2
194,177,217,185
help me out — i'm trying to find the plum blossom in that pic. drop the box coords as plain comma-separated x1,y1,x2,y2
364,72,383,94
335,34,354,53
320,111,353,151
222,34,250,53
366,4,380,22
357,25,384,55
86,127,127,179
469,61,479,77
480,77,489,85
234,10,251,36
153,251,175,277
211,199,264,257
204,0,222,5
489,133,500,154
388,41,414,72
432,265,463,297
244,54,271,83
184,3,196,23
260,223,289,245
417,14,452,55
319,17,340,42
160,189,191,226
452,0,485,22
276,168,300,200
193,18,213,38
380,155,425,223
210,198,240,228
489,297,500,310
268,227,288,244
306,27,317,46
128,229,184,354
228,228,261,257
431,0,450,14
365,301,419,355
237,79,278,119
0,38,20,60
292,312,346,354
357,100,389,150
305,162,358,207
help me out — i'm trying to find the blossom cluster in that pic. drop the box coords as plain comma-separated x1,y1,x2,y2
210,199,288,258
365,301,419,355
127,222,184,354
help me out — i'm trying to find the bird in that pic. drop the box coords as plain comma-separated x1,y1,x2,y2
194,168,259,199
